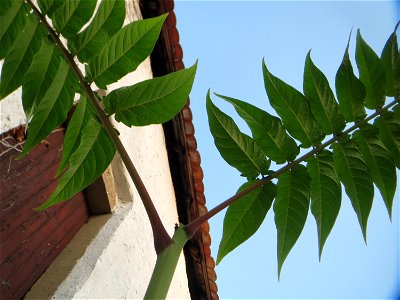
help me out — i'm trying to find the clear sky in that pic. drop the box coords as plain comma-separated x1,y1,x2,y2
175,1,399,299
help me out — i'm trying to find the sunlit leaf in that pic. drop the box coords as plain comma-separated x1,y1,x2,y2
217,180,277,264
86,14,167,89
303,51,345,134
355,29,386,109
215,93,299,164
36,118,116,210
206,91,270,178
0,16,45,99
20,59,77,157
51,0,97,39
335,34,366,122
332,137,374,241
353,124,397,219
263,59,324,148
0,0,29,59
374,110,400,168
70,0,125,62
274,164,310,278
306,150,341,259
37,0,64,15
22,39,62,118
104,62,197,126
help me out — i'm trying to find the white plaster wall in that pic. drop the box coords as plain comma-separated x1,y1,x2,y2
1,0,191,298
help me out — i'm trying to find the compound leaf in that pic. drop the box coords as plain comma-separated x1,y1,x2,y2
37,0,64,15
52,0,97,39
304,51,345,134
86,14,167,89
70,0,125,62
353,124,397,219
263,59,324,148
36,118,116,210
355,29,386,109
274,164,310,278
104,62,197,126
306,150,341,259
217,180,277,264
335,34,366,122
332,137,374,242
216,93,299,164
206,91,270,178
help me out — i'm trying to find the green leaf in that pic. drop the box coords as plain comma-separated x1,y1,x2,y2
263,59,324,148
86,14,167,89
22,39,62,118
57,95,89,177
381,27,399,97
335,34,366,122
303,51,345,134
374,110,400,168
69,0,125,62
215,93,299,164
306,150,341,259
206,91,270,178
353,124,397,219
51,0,97,39
274,164,310,278
332,138,374,241
217,180,277,264
0,15,45,99
20,59,77,157
37,0,64,15
0,0,29,59
36,118,116,210
355,29,386,109
104,62,197,126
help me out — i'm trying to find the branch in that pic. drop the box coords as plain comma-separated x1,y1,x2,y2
25,0,172,253
184,97,399,238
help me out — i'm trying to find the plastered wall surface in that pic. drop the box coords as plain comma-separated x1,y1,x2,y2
2,1,191,298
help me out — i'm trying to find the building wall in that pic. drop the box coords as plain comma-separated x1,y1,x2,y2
1,1,190,298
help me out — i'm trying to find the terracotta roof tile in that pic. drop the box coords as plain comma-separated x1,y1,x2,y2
140,1,219,299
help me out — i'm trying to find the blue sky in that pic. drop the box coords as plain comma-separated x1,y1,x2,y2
175,1,399,299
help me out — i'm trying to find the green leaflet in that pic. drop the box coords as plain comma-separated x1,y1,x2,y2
37,0,64,15
57,95,90,177
36,118,116,210
51,0,97,39
217,180,277,264
274,164,310,278
356,30,386,109
306,150,341,259
215,93,299,164
0,15,45,100
104,62,197,126
374,110,400,168
303,51,345,134
381,25,399,97
69,0,126,62
20,59,77,157
332,138,374,242
0,0,29,59
263,59,324,148
335,34,366,122
86,14,167,89
22,40,61,118
206,91,270,178
353,125,397,219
